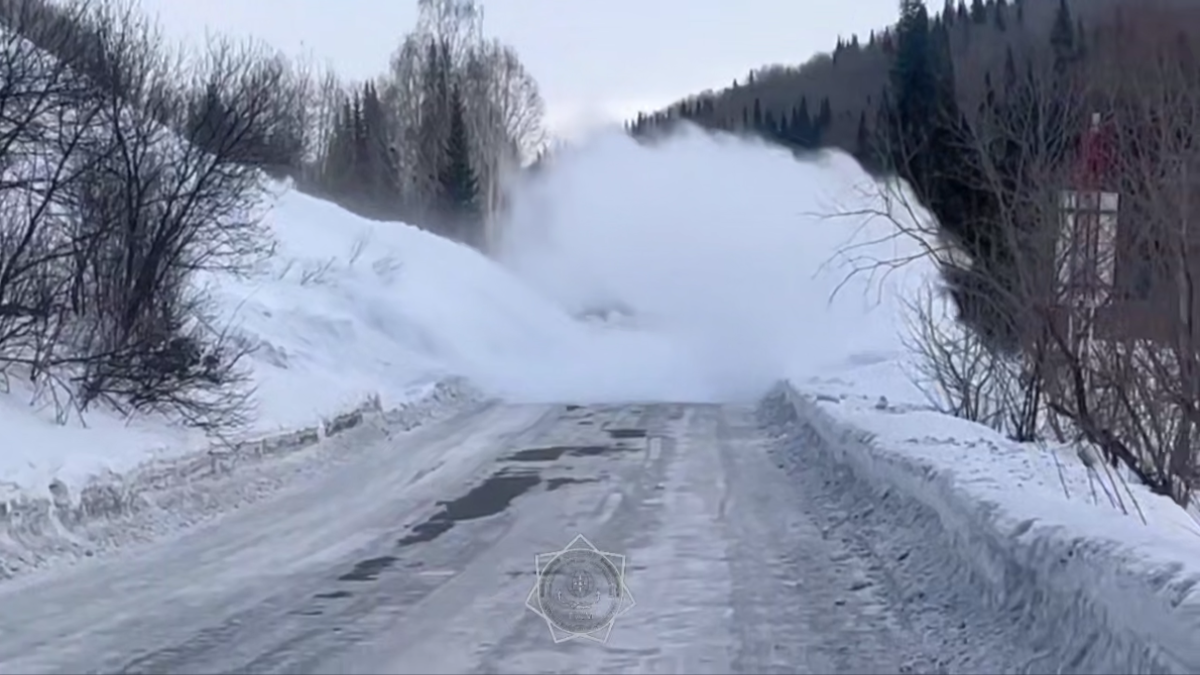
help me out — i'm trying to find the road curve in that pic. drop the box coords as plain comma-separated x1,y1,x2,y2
0,402,1038,674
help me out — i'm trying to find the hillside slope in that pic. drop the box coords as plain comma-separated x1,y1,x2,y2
1,125,929,497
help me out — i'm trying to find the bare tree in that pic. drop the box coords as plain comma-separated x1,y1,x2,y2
376,0,544,240
415,0,482,64
463,39,545,161
180,35,312,176
381,34,426,208
1073,3,1200,504
835,34,1083,441
460,38,545,250
305,59,346,178
852,3,1200,508
0,0,109,406
378,0,480,216
39,0,277,431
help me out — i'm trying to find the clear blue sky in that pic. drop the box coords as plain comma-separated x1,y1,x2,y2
134,0,901,137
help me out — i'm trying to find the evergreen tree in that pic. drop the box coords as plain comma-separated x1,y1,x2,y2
436,85,481,246
351,91,368,195
855,109,872,162
418,38,452,212
358,81,394,206
889,0,938,165
186,81,229,153
777,113,792,143
816,97,833,136
888,0,985,263
970,0,986,23
792,97,814,147
1050,0,1076,72
1075,17,1087,59
323,98,356,195
1003,44,1018,91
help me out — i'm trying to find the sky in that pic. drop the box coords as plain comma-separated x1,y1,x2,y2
132,0,901,139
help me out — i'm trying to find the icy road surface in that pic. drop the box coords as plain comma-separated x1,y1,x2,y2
0,403,1033,674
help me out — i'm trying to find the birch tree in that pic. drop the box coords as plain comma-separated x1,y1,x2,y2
380,0,544,241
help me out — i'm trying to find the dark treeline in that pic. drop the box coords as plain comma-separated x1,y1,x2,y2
630,0,1140,171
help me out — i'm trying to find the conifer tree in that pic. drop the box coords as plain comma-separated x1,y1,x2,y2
793,97,814,147
855,109,872,161
436,85,481,246
1050,0,1076,72
970,0,986,23
816,97,833,139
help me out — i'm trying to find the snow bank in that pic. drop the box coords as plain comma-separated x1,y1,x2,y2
762,379,1200,673
0,186,501,500
0,377,482,580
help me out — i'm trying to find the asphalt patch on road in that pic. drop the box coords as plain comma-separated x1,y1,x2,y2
338,555,398,582
605,428,647,439
406,460,446,486
546,476,600,491
396,519,454,546
396,468,541,548
505,446,573,462
504,445,632,462
568,444,637,456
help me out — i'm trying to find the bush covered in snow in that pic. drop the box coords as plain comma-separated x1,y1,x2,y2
0,0,303,432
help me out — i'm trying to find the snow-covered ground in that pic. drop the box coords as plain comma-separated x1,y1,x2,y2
2,125,921,498
3,121,1200,647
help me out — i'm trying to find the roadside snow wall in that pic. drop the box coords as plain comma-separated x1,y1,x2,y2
760,381,1200,674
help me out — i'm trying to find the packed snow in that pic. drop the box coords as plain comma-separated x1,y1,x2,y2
3,123,1200,645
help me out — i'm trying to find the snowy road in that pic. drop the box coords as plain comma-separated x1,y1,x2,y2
0,402,1032,674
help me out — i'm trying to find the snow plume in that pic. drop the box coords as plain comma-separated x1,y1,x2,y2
497,124,934,403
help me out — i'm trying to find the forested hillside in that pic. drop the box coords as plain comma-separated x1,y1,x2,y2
629,0,1153,171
